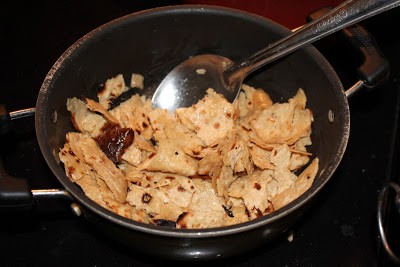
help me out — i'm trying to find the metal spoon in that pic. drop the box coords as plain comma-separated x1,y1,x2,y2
152,0,400,111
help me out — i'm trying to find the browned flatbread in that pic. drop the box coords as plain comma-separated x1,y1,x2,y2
138,136,198,177
271,158,319,209
248,89,312,145
98,74,128,109
237,84,273,119
110,94,153,140
64,132,128,203
61,75,318,229
66,97,107,137
176,89,236,146
85,98,119,124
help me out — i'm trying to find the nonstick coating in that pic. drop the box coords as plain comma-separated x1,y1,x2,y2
35,5,350,260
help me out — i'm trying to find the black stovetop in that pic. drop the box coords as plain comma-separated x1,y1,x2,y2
1,1,399,266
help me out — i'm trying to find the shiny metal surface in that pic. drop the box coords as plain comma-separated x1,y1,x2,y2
34,5,351,258
152,54,233,110
377,181,400,264
9,108,36,120
345,80,365,98
153,0,400,111
31,189,72,200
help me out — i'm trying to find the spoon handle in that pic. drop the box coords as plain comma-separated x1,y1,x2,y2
225,0,400,84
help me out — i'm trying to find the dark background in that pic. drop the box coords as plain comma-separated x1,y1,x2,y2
1,0,399,266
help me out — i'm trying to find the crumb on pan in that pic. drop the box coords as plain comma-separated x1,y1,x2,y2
196,68,206,75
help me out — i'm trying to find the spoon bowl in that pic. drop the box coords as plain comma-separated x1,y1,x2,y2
152,54,236,110
152,0,400,111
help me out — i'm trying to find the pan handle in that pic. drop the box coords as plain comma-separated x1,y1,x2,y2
0,159,33,210
306,7,390,98
0,160,72,210
0,104,74,211
0,105,36,134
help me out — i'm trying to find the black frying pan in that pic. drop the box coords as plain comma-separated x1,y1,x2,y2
0,5,389,260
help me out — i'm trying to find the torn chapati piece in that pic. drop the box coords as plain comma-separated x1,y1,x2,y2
59,74,318,229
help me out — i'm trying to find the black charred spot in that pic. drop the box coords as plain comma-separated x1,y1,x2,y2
142,121,149,128
254,183,261,190
142,193,152,204
222,205,234,218
264,201,274,213
154,219,177,228
211,143,218,148
165,176,175,180
245,208,250,218
177,186,185,192
189,174,212,180
241,126,250,132
68,150,75,156
190,185,194,190
175,151,179,156
252,207,263,217
150,139,157,146
176,212,189,228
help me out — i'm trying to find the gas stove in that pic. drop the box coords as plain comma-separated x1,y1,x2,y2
1,1,399,266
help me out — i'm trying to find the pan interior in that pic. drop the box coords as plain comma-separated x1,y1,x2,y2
35,5,349,237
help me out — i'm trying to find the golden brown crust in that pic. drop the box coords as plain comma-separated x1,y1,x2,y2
60,76,318,229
